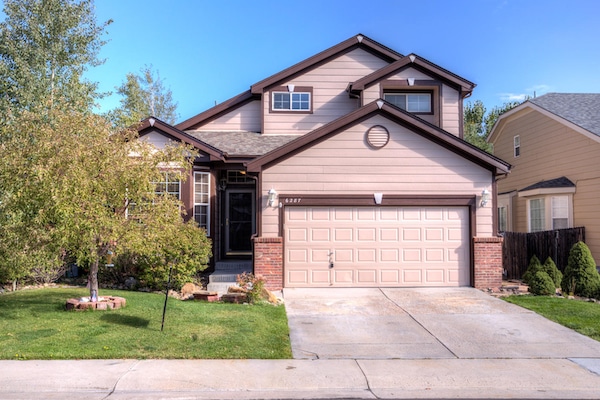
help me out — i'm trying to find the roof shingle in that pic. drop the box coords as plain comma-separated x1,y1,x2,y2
529,93,600,137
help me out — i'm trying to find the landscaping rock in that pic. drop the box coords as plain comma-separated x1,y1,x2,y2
221,293,248,303
193,290,219,302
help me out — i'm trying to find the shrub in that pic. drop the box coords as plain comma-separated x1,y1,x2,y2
528,271,556,296
522,255,543,285
236,272,266,304
542,257,563,288
560,241,600,298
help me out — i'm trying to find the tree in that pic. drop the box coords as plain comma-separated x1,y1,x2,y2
463,99,525,153
0,107,211,297
109,65,179,127
0,0,111,116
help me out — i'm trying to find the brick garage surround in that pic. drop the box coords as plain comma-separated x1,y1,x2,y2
254,236,504,291
253,237,283,291
473,236,504,289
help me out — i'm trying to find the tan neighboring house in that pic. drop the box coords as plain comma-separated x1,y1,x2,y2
488,93,600,264
139,34,510,291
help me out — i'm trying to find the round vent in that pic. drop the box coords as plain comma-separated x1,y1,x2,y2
366,125,390,149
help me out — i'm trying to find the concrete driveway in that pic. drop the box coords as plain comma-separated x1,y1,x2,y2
283,287,600,360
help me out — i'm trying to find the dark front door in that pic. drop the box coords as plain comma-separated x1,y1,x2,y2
225,190,255,256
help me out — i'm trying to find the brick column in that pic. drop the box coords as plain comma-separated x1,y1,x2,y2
473,237,504,289
253,237,283,291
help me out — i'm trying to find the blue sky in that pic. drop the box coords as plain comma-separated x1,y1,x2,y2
4,0,600,122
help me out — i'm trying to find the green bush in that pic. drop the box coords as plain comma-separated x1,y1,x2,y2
542,257,563,288
560,241,600,298
528,271,556,296
522,255,543,285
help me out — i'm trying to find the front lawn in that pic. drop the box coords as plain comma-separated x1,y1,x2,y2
0,288,292,359
504,295,600,341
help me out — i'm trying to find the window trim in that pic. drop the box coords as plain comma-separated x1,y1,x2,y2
514,135,520,158
269,86,313,114
193,171,211,235
384,92,432,113
526,194,573,233
380,80,440,118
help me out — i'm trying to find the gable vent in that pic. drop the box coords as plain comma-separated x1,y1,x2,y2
366,125,390,149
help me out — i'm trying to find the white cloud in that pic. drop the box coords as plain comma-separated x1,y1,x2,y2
499,84,552,103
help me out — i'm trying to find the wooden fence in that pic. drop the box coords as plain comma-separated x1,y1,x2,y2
502,227,586,279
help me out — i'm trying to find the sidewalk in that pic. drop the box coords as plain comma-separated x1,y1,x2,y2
1,358,600,399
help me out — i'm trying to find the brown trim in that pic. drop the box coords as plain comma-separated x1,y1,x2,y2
251,34,402,94
175,90,259,131
380,80,441,126
349,54,475,97
278,195,478,287
268,86,314,114
138,117,224,161
246,100,511,176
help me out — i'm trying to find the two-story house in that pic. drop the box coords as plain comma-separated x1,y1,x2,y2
138,34,510,291
488,93,600,265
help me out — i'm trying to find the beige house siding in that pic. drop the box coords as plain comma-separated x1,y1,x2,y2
492,109,600,262
260,114,493,237
262,48,388,135
193,100,261,132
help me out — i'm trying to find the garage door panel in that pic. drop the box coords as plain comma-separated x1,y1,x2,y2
285,206,469,288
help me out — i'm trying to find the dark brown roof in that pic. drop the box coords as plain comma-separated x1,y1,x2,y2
519,176,575,192
185,131,298,158
246,100,511,175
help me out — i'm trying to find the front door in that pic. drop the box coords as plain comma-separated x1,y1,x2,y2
225,190,255,256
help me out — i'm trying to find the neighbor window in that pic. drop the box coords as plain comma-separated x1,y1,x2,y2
529,198,545,232
514,135,520,157
194,171,210,234
551,196,569,229
384,92,432,112
498,206,507,232
272,92,310,111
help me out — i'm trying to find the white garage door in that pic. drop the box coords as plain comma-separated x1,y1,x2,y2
284,206,470,287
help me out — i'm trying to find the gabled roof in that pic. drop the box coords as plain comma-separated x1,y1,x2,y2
528,93,600,136
138,117,224,161
250,34,403,94
489,93,600,143
246,100,511,175
348,54,475,97
176,34,403,131
175,90,258,131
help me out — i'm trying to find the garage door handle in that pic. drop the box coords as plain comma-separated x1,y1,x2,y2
328,250,334,268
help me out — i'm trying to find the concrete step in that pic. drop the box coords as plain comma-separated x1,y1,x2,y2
207,281,239,295
214,261,252,271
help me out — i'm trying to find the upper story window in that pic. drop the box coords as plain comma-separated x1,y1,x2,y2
271,87,312,112
384,92,432,113
514,135,520,157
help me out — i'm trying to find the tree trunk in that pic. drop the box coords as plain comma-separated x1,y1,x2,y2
89,258,99,301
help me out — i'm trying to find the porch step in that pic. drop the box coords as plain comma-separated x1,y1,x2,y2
207,261,252,295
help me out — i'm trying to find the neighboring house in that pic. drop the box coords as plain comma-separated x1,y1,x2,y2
139,34,510,291
488,93,600,264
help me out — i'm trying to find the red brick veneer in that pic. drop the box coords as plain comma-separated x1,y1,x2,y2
473,236,504,289
253,237,283,291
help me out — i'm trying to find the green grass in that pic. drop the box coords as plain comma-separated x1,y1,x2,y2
504,295,600,341
0,288,292,360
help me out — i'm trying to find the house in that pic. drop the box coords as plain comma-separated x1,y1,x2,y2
138,34,510,291
488,93,600,265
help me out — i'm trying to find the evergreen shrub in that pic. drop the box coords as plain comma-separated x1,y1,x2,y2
522,255,543,285
560,241,600,298
542,257,563,288
528,271,556,296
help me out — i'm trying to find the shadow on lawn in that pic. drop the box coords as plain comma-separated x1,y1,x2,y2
100,313,150,328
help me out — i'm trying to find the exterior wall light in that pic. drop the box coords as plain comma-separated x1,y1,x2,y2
374,193,383,205
481,189,490,207
267,188,278,207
